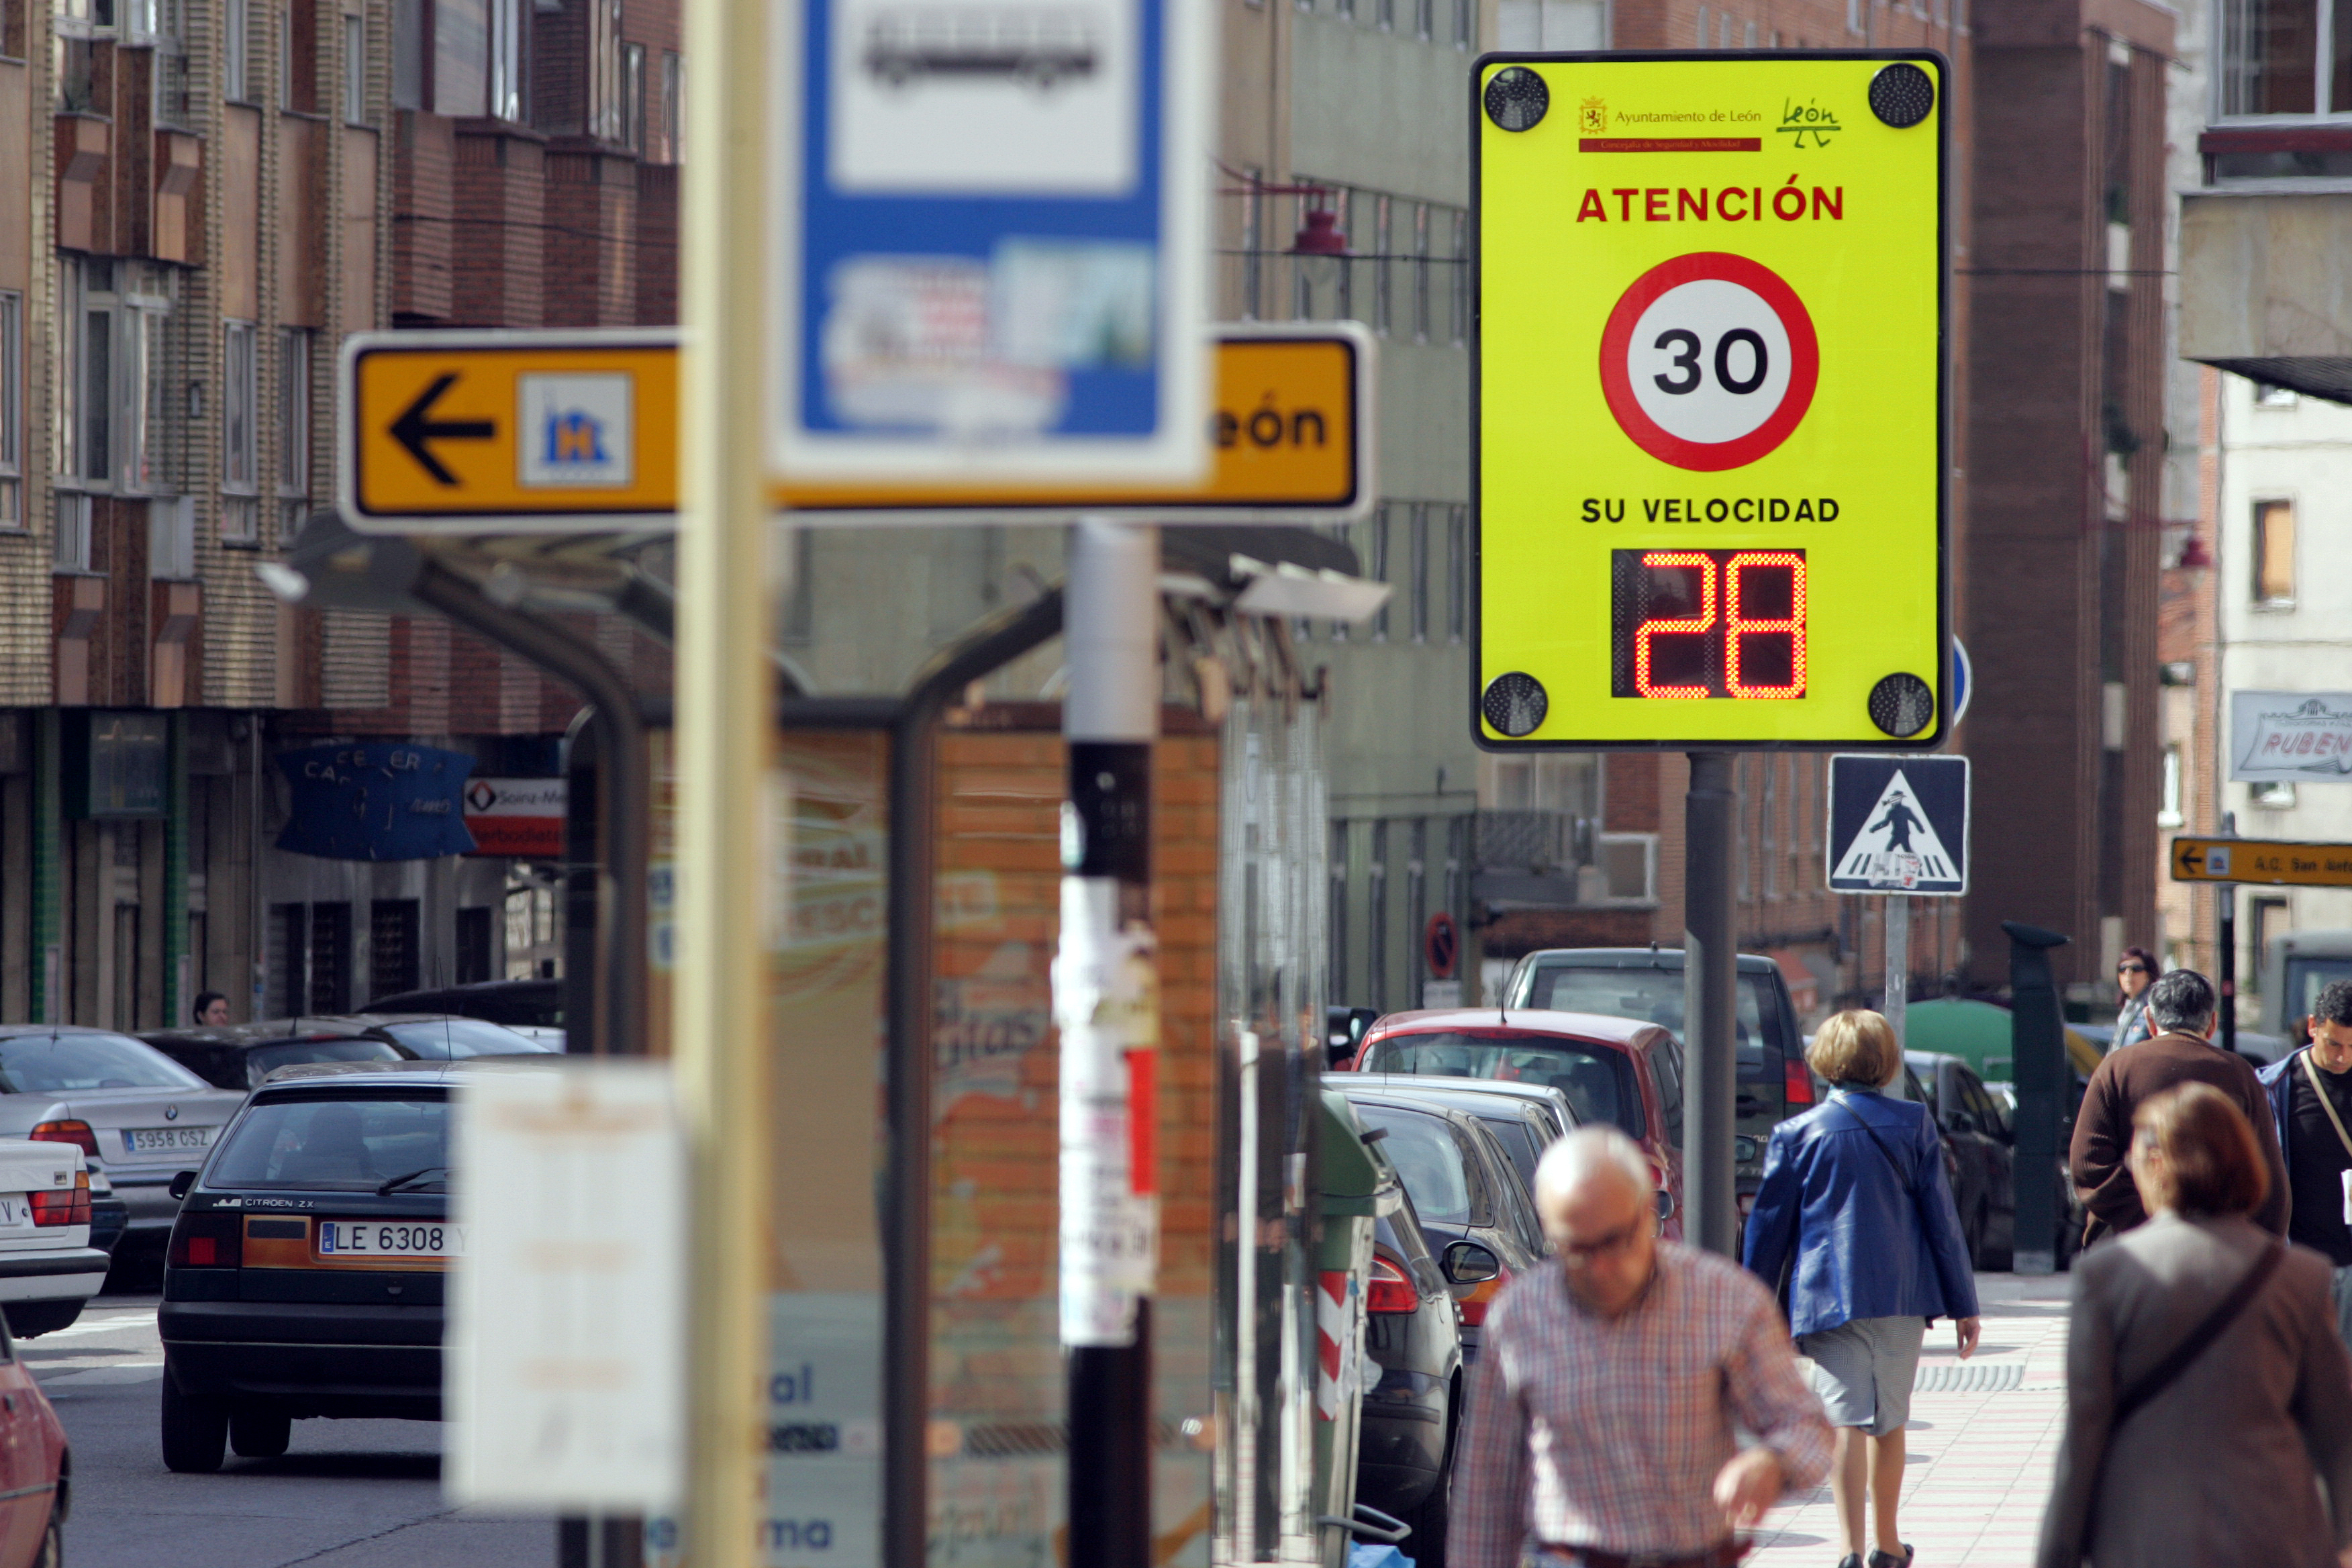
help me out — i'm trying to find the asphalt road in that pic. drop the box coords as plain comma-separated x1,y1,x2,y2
26,1293,550,1568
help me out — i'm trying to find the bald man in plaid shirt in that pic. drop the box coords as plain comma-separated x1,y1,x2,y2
1451,1128,1831,1568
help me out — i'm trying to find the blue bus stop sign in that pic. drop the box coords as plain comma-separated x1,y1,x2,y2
772,0,1213,487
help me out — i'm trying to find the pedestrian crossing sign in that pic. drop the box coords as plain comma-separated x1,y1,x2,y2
1826,753,1967,895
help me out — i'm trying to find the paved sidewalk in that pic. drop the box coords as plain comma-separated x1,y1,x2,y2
1749,1273,2074,1568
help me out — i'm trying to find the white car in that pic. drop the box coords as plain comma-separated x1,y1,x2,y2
0,1140,107,1337
0,1028,246,1253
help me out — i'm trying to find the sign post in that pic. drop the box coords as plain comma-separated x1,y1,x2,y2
765,0,1214,1558
1476,51,1949,1255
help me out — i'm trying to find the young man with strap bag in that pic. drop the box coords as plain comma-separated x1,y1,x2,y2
2260,978,2352,1345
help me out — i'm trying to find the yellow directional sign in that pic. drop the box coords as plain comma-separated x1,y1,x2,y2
341,326,1371,533
340,330,680,533
2170,836,2352,888
1475,52,1947,748
771,324,1373,522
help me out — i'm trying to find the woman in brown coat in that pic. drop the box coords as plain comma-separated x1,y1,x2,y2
2038,1082,2352,1568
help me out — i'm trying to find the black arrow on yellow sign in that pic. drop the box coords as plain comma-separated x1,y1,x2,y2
389,374,496,486
2175,840,2204,876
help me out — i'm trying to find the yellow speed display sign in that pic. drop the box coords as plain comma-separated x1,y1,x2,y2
1475,52,1947,749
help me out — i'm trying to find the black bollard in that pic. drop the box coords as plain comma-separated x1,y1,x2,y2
2005,921,2070,1274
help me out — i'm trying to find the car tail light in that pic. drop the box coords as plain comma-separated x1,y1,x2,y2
1455,1267,1511,1327
167,1210,241,1268
30,1120,99,1158
1367,1256,1418,1314
31,1173,90,1229
1737,1190,1757,1218
1784,1059,1816,1106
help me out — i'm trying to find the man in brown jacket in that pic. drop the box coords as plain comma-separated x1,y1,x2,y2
2069,968,2290,1242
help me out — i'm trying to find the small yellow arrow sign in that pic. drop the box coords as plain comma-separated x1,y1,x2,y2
341,330,680,533
342,326,1371,534
2170,836,2352,887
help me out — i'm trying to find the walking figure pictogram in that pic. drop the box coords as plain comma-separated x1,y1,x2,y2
1870,797,1922,855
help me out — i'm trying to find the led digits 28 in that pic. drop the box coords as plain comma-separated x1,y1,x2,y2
1610,549,1808,699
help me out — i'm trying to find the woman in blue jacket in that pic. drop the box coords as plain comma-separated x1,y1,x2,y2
1744,1010,1982,1568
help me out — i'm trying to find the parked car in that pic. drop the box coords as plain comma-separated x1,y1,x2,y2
138,1025,415,1091
364,979,568,1051
0,1028,246,1251
1347,1009,1685,1236
159,1063,465,1471
1331,1082,1548,1363
1346,1074,1579,1199
0,1142,108,1340
1502,948,1811,1202
87,1166,127,1261
0,1307,69,1563
1904,1050,2016,1270
184,1014,557,1065
1357,1190,1467,1567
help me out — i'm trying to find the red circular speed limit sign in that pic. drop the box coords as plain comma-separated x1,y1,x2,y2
1598,252,1820,473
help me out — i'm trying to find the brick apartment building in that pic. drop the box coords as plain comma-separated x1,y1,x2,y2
0,0,679,1030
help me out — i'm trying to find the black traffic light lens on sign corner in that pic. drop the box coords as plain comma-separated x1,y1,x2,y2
1868,673,1936,739
1482,672,1549,737
1484,68,1549,132
1868,63,1936,128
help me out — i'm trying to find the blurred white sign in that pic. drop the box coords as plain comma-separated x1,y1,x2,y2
2231,691,2352,782
446,1061,685,1510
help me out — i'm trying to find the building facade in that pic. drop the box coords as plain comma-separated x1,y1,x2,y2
0,0,681,1032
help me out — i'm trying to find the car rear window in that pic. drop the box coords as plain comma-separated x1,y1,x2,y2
245,1038,407,1082
207,1095,449,1191
1351,1106,1473,1226
1476,1114,1543,1194
1363,1032,1647,1142
0,1033,206,1093
1522,966,1779,1067
382,1018,554,1059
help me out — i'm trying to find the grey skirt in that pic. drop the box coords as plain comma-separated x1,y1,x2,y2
1799,1314,1926,1436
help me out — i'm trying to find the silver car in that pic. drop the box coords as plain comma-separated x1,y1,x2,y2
0,1028,246,1242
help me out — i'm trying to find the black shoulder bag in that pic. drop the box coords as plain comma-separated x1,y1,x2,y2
2108,1238,2285,1427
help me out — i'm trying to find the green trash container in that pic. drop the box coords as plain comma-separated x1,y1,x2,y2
1312,1088,1403,1568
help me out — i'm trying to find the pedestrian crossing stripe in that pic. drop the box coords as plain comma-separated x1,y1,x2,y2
1831,768,1961,891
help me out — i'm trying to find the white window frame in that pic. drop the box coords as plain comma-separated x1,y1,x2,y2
221,320,260,543
620,40,644,150
2215,0,2352,121
224,0,250,101
277,326,311,542
344,11,366,120
53,492,93,573
0,293,19,530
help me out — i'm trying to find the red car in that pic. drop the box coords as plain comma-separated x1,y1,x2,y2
0,1324,66,1566
1346,1009,1686,1238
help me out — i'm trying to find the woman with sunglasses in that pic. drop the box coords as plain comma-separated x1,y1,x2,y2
2116,947,2159,1050
1743,1010,1981,1568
